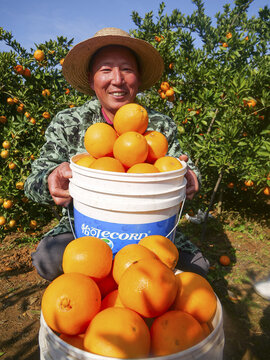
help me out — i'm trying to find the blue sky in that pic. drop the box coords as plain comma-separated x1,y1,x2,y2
0,0,268,52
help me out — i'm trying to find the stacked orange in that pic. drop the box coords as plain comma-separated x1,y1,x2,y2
41,235,218,358
75,103,183,174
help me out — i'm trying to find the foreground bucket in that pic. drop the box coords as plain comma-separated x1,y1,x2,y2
69,154,187,255
39,296,224,360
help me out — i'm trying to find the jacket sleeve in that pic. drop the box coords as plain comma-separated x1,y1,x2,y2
24,113,71,205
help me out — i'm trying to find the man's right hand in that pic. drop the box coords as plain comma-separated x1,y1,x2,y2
48,162,72,207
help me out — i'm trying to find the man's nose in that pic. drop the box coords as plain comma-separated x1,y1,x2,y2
111,68,124,85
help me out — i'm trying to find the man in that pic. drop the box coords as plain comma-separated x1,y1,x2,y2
25,27,209,281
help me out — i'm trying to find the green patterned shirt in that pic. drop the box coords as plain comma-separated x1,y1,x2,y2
24,98,200,253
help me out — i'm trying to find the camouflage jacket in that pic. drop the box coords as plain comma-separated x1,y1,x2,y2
24,98,200,253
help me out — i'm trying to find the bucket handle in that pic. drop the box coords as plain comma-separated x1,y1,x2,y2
67,196,186,241
166,195,186,238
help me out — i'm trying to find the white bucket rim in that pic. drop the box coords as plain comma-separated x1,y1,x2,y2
40,295,223,360
70,153,187,183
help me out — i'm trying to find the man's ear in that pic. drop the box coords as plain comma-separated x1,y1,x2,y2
88,72,95,91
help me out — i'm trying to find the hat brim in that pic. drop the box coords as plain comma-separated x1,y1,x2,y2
62,35,164,96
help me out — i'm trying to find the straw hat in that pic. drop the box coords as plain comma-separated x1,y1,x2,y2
62,27,164,96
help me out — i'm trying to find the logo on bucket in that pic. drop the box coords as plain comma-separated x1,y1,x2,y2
73,208,177,255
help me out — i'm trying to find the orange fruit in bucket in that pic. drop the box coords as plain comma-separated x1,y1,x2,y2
150,310,205,355
75,154,95,167
112,243,158,284
171,272,217,323
60,333,85,350
144,131,168,163
154,156,183,172
118,258,178,318
84,307,151,358
139,235,179,270
41,273,101,335
127,163,159,173
100,289,125,310
62,236,113,280
113,103,149,135
84,122,118,158
113,131,149,168
89,157,125,172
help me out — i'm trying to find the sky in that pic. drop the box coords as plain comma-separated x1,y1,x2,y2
0,0,268,52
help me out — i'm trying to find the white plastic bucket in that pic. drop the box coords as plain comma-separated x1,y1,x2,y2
69,154,187,255
39,296,224,360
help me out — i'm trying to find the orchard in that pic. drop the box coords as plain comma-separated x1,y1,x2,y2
0,0,269,238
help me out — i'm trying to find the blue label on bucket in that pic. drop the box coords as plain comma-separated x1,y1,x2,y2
73,207,177,255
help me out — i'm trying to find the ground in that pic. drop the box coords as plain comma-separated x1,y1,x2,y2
0,212,269,360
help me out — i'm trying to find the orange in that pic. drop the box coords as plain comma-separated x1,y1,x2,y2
29,220,37,228
3,200,13,209
139,235,179,270
144,131,168,163
227,182,234,189
150,310,204,355
166,88,174,97
84,123,118,158
8,162,16,170
113,103,148,135
60,333,85,350
2,141,11,149
1,150,9,159
219,255,231,266
95,266,118,298
34,49,45,61
60,58,65,66
41,273,101,335
127,163,159,173
171,272,217,323
222,42,228,48
0,216,6,226
112,243,157,284
15,64,24,74
244,180,254,187
113,131,149,168
201,322,212,337
0,116,7,124
154,156,183,172
16,181,24,190
23,68,31,77
90,157,125,172
7,97,14,105
160,82,170,91
42,89,51,97
75,154,95,167
226,32,232,39
263,186,270,196
62,236,113,280
42,112,50,119
84,307,150,358
118,258,177,318
100,289,125,310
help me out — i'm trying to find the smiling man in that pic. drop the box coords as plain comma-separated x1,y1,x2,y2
24,27,208,281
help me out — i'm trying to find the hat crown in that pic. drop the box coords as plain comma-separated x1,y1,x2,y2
94,27,131,38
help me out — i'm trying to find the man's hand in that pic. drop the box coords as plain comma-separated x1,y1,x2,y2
48,162,72,207
179,155,199,200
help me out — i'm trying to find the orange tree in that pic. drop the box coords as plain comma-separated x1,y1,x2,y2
131,0,270,213
0,28,88,237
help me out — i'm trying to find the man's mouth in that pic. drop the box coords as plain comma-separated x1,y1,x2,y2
110,91,126,97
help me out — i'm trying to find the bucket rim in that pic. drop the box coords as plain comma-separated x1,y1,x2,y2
40,295,223,360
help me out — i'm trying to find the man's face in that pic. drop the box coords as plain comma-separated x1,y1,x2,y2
89,46,140,119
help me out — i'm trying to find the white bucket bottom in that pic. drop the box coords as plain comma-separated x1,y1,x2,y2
39,296,224,360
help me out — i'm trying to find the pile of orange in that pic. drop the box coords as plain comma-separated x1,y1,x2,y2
41,235,218,358
75,103,183,174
